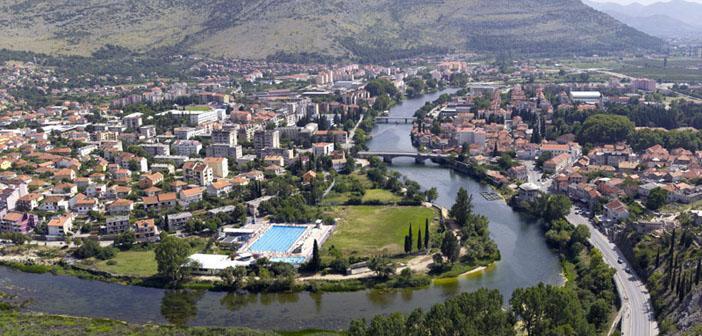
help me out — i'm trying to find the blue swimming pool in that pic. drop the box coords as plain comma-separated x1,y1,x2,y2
249,225,307,253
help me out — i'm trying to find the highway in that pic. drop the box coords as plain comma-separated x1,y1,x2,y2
524,162,658,336
566,211,659,336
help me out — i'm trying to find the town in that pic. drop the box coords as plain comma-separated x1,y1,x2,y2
0,51,701,335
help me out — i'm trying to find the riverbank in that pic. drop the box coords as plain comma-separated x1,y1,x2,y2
0,310,340,336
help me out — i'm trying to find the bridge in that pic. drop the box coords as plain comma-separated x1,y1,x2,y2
357,151,451,164
375,117,417,124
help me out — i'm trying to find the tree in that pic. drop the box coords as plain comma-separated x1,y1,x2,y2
543,195,573,222
646,187,668,210
408,223,413,250
113,231,136,250
440,232,460,263
587,299,610,330
309,239,321,272
424,219,430,250
696,259,701,285
578,114,634,146
417,228,423,251
155,236,193,284
220,266,248,290
449,187,473,227
368,257,395,278
425,187,438,203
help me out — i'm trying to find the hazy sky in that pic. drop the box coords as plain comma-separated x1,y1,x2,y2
588,0,702,4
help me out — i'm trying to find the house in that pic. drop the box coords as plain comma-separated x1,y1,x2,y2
203,157,229,178
516,183,542,203
105,215,131,235
207,180,233,197
183,160,214,186
39,196,69,212
17,193,43,211
179,187,205,207
263,155,284,167
139,172,164,189
264,164,285,176
47,214,74,236
0,211,37,233
507,165,528,181
604,199,629,222
54,168,76,181
167,212,192,231
52,183,78,196
133,219,160,242
85,183,108,198
72,196,99,215
543,153,571,174
188,253,254,275
107,199,134,215
302,170,317,184
312,142,335,157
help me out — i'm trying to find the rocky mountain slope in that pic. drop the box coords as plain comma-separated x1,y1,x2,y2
0,0,662,60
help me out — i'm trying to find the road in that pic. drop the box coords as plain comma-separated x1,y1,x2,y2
566,211,659,336
341,114,364,150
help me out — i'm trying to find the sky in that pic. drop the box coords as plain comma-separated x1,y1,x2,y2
588,0,702,4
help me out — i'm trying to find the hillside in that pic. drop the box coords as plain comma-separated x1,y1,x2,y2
0,0,662,61
585,0,702,41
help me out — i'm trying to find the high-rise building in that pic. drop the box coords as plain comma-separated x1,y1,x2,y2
253,130,280,150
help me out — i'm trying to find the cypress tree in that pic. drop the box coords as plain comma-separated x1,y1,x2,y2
424,219,430,250
695,259,701,285
310,240,321,272
417,228,423,251
655,247,660,268
404,235,411,254
677,267,683,293
408,223,413,250
671,267,677,291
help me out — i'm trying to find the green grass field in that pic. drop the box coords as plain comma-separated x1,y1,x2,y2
93,250,158,277
361,189,401,203
323,206,437,257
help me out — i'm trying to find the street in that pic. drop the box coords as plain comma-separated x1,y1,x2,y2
566,211,659,336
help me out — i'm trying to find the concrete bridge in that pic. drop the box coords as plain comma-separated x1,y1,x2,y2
357,151,451,164
375,117,416,124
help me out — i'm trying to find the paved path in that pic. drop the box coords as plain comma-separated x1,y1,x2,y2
566,210,658,336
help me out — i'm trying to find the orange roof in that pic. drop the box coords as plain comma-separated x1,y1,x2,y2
180,187,205,198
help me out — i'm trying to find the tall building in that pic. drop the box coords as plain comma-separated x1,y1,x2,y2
253,130,280,150
211,129,238,147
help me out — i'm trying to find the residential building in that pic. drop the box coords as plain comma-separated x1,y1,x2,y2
105,215,131,235
133,219,160,242
0,211,37,233
47,214,74,236
183,160,214,185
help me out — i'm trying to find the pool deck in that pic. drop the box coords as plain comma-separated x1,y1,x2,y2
237,223,335,263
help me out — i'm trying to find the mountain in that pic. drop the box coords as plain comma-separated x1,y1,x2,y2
585,0,702,40
0,0,662,61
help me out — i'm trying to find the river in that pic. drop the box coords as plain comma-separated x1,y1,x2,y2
0,89,562,331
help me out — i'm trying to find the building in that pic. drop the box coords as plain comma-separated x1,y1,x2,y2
516,183,542,203
167,212,192,231
312,142,335,157
172,140,202,157
0,211,37,233
179,187,205,207
106,199,134,215
47,214,74,236
203,157,229,178
543,153,571,174
632,78,657,91
604,199,629,222
253,130,280,150
188,253,253,275
211,129,238,147
133,219,160,242
105,215,131,235
183,160,214,186
140,143,170,156
570,91,602,104
123,113,143,130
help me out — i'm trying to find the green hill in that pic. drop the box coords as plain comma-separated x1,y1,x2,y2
0,0,663,61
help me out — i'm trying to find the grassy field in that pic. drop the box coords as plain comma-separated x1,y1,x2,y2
93,250,157,277
323,206,437,257
361,189,401,203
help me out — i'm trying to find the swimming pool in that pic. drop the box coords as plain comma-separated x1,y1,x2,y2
248,225,307,253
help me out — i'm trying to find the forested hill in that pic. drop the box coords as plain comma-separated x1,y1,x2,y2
0,0,662,61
